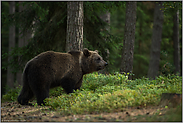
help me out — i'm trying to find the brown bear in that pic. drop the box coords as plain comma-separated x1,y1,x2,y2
17,48,108,105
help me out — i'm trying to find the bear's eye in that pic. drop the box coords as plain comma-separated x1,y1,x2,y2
96,57,101,61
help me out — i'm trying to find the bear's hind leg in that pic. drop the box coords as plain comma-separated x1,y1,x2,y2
33,88,49,106
17,84,34,105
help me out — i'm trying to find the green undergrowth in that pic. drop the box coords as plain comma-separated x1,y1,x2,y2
46,73,182,115
1,85,21,103
2,72,182,116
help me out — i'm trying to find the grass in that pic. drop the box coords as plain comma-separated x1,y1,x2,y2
46,72,182,115
2,72,182,116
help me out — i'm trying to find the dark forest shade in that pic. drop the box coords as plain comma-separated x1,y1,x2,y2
173,10,180,75
7,2,15,89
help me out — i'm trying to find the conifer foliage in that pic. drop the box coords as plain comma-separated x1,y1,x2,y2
3,2,122,73
1,2,182,94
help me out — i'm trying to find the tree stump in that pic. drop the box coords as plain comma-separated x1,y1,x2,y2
159,93,182,107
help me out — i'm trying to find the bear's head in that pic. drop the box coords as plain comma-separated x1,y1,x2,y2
80,48,108,74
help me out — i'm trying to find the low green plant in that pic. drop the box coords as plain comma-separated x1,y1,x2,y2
2,73,182,116
44,73,182,115
1,85,21,102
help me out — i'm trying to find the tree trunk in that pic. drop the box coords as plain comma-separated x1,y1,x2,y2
120,2,137,80
99,11,110,73
7,1,15,89
100,11,110,32
100,11,110,57
66,2,83,52
173,10,180,75
16,2,31,86
147,2,164,79
137,16,143,75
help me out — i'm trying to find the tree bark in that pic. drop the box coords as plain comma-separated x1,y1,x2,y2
99,11,110,73
16,2,31,86
100,11,110,32
147,2,164,79
120,2,137,80
66,2,83,52
173,10,180,75
7,1,15,89
137,15,143,75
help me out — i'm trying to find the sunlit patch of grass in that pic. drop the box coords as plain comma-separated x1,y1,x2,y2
45,73,182,115
2,72,182,117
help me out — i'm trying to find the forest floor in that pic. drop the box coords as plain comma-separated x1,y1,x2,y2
1,101,181,122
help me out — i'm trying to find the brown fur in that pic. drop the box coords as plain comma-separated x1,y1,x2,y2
17,48,107,105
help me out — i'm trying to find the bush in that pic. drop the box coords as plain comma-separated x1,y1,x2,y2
45,73,182,115
2,73,182,115
2,85,21,102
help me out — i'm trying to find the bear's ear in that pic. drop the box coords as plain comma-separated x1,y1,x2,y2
83,48,91,57
95,50,98,53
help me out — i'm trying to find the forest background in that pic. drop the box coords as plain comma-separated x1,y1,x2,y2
1,1,182,96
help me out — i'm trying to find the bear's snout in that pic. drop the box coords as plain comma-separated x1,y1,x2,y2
98,61,108,70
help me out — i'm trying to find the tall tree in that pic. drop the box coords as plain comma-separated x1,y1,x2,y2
173,9,180,75
100,11,110,32
66,2,83,52
120,2,137,80
100,11,110,73
16,2,31,86
148,2,164,79
7,1,15,89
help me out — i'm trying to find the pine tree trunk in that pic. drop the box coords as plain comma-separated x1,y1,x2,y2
120,2,137,80
147,2,164,79
137,16,143,76
66,2,83,52
173,10,180,75
7,1,15,89
16,2,31,86
99,11,110,73
100,11,110,32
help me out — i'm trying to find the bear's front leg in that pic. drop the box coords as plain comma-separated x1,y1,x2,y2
60,77,76,94
74,78,83,91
